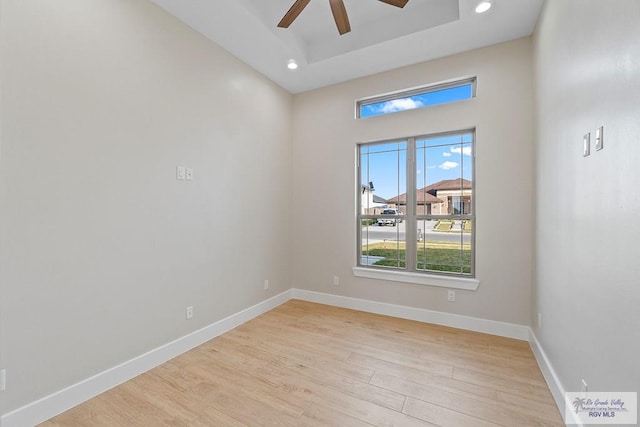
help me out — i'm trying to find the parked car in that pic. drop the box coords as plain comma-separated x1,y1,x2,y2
377,209,403,226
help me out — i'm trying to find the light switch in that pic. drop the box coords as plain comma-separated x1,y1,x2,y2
583,133,590,157
595,126,604,151
186,168,193,181
176,166,186,180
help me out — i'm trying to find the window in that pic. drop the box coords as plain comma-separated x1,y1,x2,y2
357,77,475,118
356,130,476,289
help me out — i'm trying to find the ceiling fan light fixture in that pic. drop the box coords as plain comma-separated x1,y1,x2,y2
287,59,299,70
475,0,492,14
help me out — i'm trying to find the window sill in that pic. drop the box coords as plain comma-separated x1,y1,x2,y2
352,267,479,290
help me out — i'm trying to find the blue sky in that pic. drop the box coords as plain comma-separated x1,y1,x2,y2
360,84,473,118
359,84,473,200
361,135,472,200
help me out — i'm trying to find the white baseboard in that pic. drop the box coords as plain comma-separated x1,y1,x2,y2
2,288,557,427
0,290,292,427
529,329,579,426
291,289,530,340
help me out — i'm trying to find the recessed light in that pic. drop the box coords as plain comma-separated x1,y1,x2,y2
475,1,492,14
287,59,298,70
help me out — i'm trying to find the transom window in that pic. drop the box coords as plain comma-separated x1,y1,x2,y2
356,77,476,118
357,130,475,278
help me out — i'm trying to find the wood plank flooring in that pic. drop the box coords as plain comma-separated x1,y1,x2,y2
41,300,563,426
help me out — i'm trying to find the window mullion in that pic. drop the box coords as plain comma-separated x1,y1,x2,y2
405,138,417,272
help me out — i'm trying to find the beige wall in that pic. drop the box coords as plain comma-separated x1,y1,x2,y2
0,0,292,413
291,38,534,324
533,0,640,395
9,0,638,418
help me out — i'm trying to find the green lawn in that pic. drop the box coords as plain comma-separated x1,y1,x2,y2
432,219,472,233
434,220,453,231
362,241,471,274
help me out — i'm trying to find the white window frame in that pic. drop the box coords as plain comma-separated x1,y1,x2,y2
356,77,476,119
354,130,479,291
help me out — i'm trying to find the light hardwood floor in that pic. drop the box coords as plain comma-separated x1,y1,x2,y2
42,300,563,426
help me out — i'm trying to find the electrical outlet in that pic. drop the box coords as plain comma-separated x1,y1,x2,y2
186,306,193,320
264,279,269,290
186,168,194,180
537,312,542,328
447,290,455,302
0,369,6,391
332,276,339,286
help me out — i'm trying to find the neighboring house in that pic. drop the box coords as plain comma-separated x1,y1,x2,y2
387,178,472,215
361,184,388,214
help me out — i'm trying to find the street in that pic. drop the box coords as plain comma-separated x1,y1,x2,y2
362,221,471,243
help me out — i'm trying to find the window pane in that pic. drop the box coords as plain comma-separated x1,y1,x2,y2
358,80,474,118
360,141,406,215
417,219,472,275
415,133,473,215
361,220,405,269
461,142,473,214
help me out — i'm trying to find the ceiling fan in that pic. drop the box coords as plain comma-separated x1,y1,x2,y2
277,0,410,36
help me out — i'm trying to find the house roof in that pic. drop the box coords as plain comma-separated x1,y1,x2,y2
362,185,387,205
386,178,472,205
387,192,442,205
423,178,472,192
372,195,387,204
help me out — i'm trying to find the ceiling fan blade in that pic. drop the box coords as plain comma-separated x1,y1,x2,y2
278,0,312,28
378,0,409,8
329,0,351,35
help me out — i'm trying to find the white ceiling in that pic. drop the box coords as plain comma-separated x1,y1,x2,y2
150,0,543,94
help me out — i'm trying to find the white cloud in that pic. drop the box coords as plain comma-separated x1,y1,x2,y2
442,152,452,157
379,98,423,113
450,146,472,156
439,161,459,170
